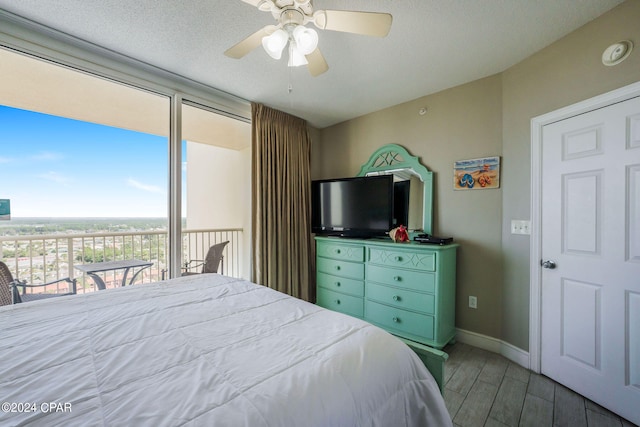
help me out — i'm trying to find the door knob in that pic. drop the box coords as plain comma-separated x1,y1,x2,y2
541,260,557,269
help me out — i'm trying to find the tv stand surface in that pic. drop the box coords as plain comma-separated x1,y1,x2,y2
314,236,458,391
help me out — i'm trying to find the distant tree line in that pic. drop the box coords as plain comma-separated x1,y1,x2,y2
0,218,168,236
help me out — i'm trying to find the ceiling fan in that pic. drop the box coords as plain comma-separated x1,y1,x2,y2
224,0,392,77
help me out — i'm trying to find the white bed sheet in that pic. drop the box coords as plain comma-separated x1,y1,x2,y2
0,274,452,426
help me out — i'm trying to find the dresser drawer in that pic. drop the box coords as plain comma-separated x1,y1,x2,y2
317,288,363,318
317,272,364,297
368,247,436,272
366,264,435,293
365,300,434,340
316,241,364,262
366,282,434,314
317,257,365,280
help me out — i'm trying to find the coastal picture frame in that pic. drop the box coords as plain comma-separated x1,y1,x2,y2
454,157,500,190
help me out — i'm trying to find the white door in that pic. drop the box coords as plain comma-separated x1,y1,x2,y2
541,95,640,425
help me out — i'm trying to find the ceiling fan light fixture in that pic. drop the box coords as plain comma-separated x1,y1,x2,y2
292,25,318,55
262,28,288,60
288,43,308,67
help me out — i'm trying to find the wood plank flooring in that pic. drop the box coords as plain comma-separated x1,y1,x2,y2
442,342,638,427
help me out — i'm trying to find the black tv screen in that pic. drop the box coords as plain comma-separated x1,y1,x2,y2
311,175,394,237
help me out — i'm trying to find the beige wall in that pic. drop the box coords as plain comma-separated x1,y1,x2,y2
313,0,640,351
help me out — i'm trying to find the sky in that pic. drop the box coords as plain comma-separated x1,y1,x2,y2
0,105,172,218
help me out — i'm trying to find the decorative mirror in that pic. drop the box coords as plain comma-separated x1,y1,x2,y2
357,144,433,234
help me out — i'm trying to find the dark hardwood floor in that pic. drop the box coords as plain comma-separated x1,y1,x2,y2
442,342,637,427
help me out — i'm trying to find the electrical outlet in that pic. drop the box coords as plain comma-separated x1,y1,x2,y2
469,296,477,309
511,220,531,235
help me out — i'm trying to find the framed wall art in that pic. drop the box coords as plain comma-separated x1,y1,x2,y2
453,157,500,190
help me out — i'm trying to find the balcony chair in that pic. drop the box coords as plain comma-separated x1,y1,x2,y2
0,261,77,306
182,241,229,276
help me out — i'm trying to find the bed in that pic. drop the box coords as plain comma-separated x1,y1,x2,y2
0,274,452,426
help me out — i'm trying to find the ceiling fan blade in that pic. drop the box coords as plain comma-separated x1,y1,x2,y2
224,25,276,59
240,0,263,6
313,10,392,37
240,0,275,11
306,48,328,77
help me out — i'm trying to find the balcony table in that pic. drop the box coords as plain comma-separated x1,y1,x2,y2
75,259,153,290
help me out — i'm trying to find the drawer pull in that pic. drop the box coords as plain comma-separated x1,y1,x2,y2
392,316,400,323
394,256,402,262
392,295,400,302
335,282,341,287
335,249,341,254
335,266,341,271
393,276,401,282
335,299,341,305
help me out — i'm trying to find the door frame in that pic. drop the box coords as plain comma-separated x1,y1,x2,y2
529,80,640,373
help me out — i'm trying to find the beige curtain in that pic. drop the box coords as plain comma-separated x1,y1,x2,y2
251,103,313,301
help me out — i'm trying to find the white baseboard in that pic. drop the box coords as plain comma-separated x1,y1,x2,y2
455,328,530,369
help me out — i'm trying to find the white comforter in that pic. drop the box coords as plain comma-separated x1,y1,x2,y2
0,274,451,426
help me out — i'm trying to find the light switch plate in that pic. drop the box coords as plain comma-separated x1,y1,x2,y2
511,220,531,235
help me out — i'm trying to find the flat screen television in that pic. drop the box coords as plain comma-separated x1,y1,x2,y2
311,175,394,238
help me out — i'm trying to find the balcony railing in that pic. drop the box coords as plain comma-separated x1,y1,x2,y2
0,228,243,294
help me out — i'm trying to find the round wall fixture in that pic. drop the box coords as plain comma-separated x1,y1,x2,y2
602,40,633,66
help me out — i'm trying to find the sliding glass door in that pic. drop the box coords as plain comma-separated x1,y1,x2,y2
180,102,251,278
0,47,170,291
0,46,252,292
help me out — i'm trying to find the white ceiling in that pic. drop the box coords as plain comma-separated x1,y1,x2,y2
0,0,624,128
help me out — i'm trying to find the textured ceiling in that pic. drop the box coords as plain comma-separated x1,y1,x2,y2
0,0,624,128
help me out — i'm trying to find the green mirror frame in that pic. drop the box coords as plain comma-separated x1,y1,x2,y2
357,144,433,235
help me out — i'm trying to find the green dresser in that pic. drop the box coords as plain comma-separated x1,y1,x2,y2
315,236,457,350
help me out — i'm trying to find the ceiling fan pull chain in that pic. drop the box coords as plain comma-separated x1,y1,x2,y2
288,61,294,100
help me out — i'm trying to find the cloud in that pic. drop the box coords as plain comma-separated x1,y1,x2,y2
0,156,12,163
31,151,64,161
37,171,71,184
127,178,164,194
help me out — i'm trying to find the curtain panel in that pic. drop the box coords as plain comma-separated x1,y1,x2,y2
251,103,313,301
